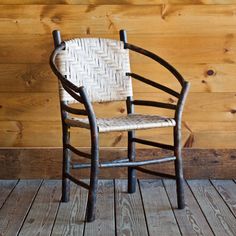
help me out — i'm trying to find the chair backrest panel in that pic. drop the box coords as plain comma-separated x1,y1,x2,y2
56,38,133,103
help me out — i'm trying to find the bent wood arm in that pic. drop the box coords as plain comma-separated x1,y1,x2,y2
125,43,190,121
49,42,98,129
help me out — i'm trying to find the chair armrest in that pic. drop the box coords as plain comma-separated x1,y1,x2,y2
50,42,98,131
49,42,81,93
125,43,190,124
60,82,84,104
125,43,185,86
127,73,180,98
132,100,177,110
61,103,88,116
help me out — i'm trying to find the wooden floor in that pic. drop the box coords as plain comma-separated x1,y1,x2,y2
0,180,236,236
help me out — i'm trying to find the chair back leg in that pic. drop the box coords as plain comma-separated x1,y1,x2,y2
174,126,185,209
128,130,136,193
86,129,99,222
62,122,71,202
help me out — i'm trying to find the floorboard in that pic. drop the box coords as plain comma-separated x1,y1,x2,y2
115,179,148,236
0,180,42,236
0,180,18,209
51,182,87,236
211,180,236,218
139,179,181,236
84,180,115,236
0,179,235,236
18,180,61,236
164,179,214,236
188,180,236,236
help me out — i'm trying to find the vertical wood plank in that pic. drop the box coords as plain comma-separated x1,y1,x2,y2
51,182,87,236
164,179,214,236
0,180,18,208
115,179,148,236
18,180,61,236
0,180,42,236
211,180,236,218
139,179,181,236
84,180,115,236
188,180,236,236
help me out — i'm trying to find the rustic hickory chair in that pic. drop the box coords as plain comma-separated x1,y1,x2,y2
50,30,190,222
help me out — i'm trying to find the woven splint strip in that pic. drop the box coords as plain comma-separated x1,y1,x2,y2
65,114,176,133
56,38,132,103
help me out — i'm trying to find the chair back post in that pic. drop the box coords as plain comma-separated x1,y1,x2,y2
120,29,128,49
52,30,67,109
52,30,71,202
52,30,62,47
52,29,69,141
120,29,136,193
119,30,133,114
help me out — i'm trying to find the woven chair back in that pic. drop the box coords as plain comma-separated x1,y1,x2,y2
56,38,133,103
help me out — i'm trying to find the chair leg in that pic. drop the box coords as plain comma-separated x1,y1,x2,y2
174,127,185,209
86,175,98,222
86,132,99,222
62,124,70,202
128,130,136,193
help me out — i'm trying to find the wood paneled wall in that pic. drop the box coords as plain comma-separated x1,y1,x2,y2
0,0,236,178
0,0,236,149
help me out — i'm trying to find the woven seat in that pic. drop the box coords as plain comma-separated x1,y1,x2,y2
65,114,176,132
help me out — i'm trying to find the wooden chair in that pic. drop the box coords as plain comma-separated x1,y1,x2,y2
50,30,190,222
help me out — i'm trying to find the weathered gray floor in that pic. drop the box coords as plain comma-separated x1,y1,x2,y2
0,179,236,236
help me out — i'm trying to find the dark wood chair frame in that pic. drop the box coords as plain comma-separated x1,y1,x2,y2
50,29,190,222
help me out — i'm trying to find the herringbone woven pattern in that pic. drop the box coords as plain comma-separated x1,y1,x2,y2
65,114,176,133
56,38,132,103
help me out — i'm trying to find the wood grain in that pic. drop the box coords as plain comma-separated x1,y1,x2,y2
0,178,235,235
0,5,236,35
164,179,214,236
1,92,236,122
18,180,61,236
1,120,236,148
211,180,236,217
115,179,149,236
1,0,236,5
1,90,236,148
0,2,236,153
0,120,186,147
51,182,87,236
1,63,236,93
188,180,236,236
0,34,235,64
139,180,181,236
0,148,235,179
0,180,18,208
84,180,115,236
0,64,56,93
0,180,42,236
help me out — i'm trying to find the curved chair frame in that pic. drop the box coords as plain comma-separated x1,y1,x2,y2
50,30,190,222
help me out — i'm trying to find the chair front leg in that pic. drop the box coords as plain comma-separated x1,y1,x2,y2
128,130,136,193
62,122,71,202
86,130,99,222
174,126,185,209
